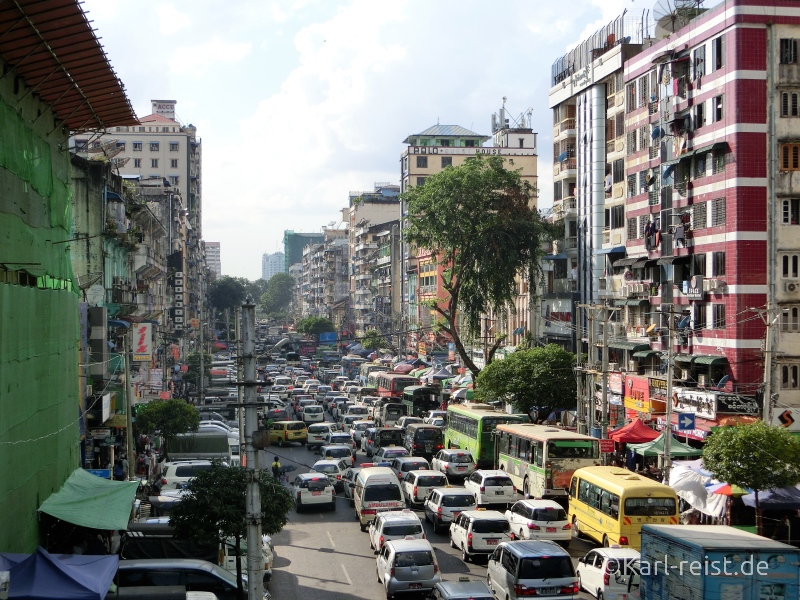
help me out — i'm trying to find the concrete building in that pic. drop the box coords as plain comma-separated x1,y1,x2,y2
261,251,284,282
283,230,325,273
205,242,221,280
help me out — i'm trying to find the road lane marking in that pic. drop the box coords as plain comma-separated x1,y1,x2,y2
327,530,336,548
341,564,352,585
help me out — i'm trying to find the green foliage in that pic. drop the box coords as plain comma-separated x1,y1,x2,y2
169,463,294,593
260,273,295,315
361,329,385,350
703,421,800,497
208,276,247,312
475,345,576,418
297,316,335,336
402,154,554,378
186,351,211,386
134,399,200,439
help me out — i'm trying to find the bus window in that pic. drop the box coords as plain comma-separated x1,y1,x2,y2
497,431,509,456
532,441,543,468
623,497,676,517
519,439,530,462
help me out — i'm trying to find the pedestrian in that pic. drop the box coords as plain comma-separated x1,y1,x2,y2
121,454,129,480
113,459,124,481
271,456,281,480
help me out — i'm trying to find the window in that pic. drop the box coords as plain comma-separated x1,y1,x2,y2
439,139,450,147
712,35,725,71
554,182,563,202
782,364,800,389
132,142,142,151
639,125,649,151
639,217,649,238
605,205,624,229
712,150,726,174
639,170,650,194
695,102,705,129
712,95,724,122
693,202,707,229
695,153,707,179
781,306,800,332
169,176,179,185
713,251,726,276
115,142,126,151
416,177,426,186
464,140,475,147
781,92,800,117
692,253,706,276
615,113,624,139
694,303,707,331
150,142,159,151
138,126,145,132
151,159,159,168
713,304,726,328
627,217,639,240
694,44,706,79
626,82,637,112
441,156,452,168
133,158,141,168
711,197,726,226
170,142,179,151
783,254,800,278
613,159,625,184
781,39,798,64
627,174,637,197
627,131,637,155
783,199,800,224
170,159,179,168
782,144,800,171
416,156,427,168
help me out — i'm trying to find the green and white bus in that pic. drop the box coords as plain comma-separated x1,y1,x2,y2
495,423,600,502
444,403,525,468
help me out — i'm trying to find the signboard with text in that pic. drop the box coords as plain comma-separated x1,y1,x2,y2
132,323,152,362
599,439,615,453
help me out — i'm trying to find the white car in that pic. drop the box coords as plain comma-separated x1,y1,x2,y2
423,410,447,424
291,473,335,512
301,404,324,423
431,449,477,479
505,499,571,547
350,420,374,445
423,486,477,533
311,459,346,492
577,547,641,600
449,509,509,563
368,509,424,553
396,416,424,430
373,446,410,463
400,469,448,505
390,456,431,482
324,431,356,451
464,469,516,506
306,422,337,449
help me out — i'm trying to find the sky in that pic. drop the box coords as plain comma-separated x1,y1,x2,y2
82,0,692,281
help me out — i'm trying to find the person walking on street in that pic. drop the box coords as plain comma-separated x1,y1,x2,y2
271,456,281,480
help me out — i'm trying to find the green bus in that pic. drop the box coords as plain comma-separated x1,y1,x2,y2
402,385,440,418
444,403,525,468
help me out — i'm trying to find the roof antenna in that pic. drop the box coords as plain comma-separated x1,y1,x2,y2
437,117,440,125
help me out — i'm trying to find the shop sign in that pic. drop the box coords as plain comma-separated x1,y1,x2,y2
609,373,623,395
90,428,111,438
716,395,760,416
657,416,709,441
672,388,716,420
417,342,427,357
102,393,111,422
105,414,128,428
599,439,615,453
649,377,668,399
772,408,800,432
132,323,153,362
685,275,704,300
85,469,111,479
624,375,651,412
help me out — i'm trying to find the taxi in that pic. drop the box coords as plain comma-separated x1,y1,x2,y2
311,459,346,492
430,576,494,600
291,473,335,512
368,509,424,553
423,486,477,533
431,449,477,479
449,509,509,562
576,547,641,600
306,422,337,449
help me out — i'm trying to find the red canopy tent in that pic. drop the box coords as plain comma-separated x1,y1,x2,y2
608,418,660,444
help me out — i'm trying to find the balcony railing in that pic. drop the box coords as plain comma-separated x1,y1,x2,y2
565,236,578,249
553,158,577,176
549,278,577,293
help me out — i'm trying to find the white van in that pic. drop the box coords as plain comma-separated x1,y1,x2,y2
351,467,404,531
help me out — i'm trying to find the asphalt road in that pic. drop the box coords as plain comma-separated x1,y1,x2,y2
261,429,599,600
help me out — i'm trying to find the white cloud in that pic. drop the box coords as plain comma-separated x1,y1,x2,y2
156,4,191,34
168,36,252,76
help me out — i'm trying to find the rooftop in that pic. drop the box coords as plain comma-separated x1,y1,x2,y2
403,124,489,144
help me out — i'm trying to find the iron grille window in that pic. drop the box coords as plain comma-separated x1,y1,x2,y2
712,150,726,174
626,82,637,112
613,159,625,183
713,251,726,276
639,125,649,151
133,142,142,151
150,142,159,151
639,217,648,238
170,142,179,151
713,304,726,329
693,202,707,230
615,112,624,138
694,153,707,179
627,217,638,240
711,197,726,226
782,92,800,117
784,199,800,224
628,174,637,197
627,131,637,155
781,39,798,64
781,306,800,332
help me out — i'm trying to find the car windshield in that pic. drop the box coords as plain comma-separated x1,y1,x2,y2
363,484,402,502
624,497,676,517
450,453,474,464
417,476,447,487
532,507,567,521
441,494,476,507
484,477,514,487
395,551,433,567
471,520,509,534
519,556,574,579
383,524,423,536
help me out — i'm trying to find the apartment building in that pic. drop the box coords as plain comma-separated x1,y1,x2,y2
261,251,284,282
205,242,221,280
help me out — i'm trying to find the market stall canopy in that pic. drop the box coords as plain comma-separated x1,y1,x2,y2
392,363,415,374
0,547,119,600
742,484,800,510
627,432,702,457
39,468,139,530
668,463,727,518
608,418,660,444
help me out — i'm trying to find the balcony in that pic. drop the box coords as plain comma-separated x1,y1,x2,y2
598,275,624,298
419,285,437,295
565,236,577,249
355,242,378,253
553,158,577,178
548,278,577,294
376,255,391,266
355,272,372,282
553,118,576,138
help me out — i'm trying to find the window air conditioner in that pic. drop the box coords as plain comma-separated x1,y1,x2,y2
608,362,619,371
697,374,707,386
786,282,799,293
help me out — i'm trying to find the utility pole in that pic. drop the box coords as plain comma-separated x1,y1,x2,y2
600,303,610,441
587,306,596,433
199,307,205,406
242,295,264,600
236,307,244,440
663,304,674,484
124,330,135,479
575,304,584,434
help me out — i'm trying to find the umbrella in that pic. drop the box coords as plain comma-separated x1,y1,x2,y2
706,482,751,496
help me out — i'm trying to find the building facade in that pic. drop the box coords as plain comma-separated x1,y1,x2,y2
261,251,284,282
205,242,221,280
283,230,325,273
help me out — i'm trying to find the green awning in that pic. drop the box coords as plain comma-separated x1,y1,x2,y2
674,354,695,364
694,355,728,366
633,349,659,360
39,468,139,530
628,432,702,457
627,299,650,306
608,341,652,352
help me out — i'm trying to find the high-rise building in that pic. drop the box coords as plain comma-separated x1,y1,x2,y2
205,242,221,279
283,230,325,273
261,251,285,282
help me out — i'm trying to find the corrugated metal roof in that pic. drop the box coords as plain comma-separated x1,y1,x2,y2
404,125,490,143
0,0,137,132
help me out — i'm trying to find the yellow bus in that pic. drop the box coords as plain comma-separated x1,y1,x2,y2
567,466,679,549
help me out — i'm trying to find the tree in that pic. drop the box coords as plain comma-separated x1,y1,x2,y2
361,329,386,350
702,421,800,535
170,463,294,599
475,345,576,419
208,276,247,313
402,154,554,380
134,399,200,442
296,316,335,337
260,273,295,316
186,351,211,389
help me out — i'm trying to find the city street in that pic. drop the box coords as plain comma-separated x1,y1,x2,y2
262,442,598,600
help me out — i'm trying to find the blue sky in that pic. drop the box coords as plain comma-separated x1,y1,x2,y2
83,0,685,280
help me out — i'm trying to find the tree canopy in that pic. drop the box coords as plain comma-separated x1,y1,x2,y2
260,273,295,316
208,276,247,312
185,351,211,389
170,463,294,597
402,154,553,379
296,316,335,336
361,329,386,350
702,421,800,533
475,345,576,419
134,399,200,440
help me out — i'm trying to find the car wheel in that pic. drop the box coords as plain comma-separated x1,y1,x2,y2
277,438,284,447
376,568,381,583
603,536,610,547
354,507,360,521
578,575,583,592
360,521,367,532
300,440,306,446
486,574,493,593
598,591,604,600
295,500,302,513
523,478,530,499
329,501,336,511
572,516,583,539
461,545,470,563
449,535,456,549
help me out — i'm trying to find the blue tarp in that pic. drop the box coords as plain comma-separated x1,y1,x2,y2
0,547,119,600
743,484,800,510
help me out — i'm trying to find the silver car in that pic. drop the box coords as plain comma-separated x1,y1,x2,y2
376,538,441,598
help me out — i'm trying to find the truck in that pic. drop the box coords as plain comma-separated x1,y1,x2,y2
164,433,233,464
635,524,799,600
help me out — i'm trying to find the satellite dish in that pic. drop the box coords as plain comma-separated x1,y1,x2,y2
651,126,663,140
654,0,705,36
558,151,568,162
86,283,105,306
